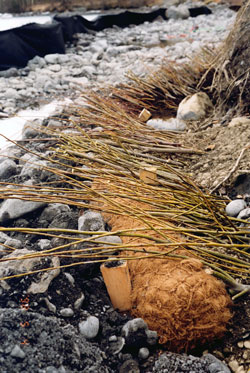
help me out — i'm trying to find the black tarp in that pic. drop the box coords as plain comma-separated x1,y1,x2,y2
0,6,212,71
54,6,212,42
0,21,65,70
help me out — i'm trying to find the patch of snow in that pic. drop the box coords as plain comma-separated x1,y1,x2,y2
0,99,71,150
0,14,98,31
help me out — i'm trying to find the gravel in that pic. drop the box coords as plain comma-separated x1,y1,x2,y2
0,2,240,372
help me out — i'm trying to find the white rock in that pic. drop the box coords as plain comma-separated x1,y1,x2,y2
146,118,186,131
177,92,213,121
79,316,100,339
225,199,247,217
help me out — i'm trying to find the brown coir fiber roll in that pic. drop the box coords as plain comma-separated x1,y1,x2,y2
93,181,232,352
130,256,232,351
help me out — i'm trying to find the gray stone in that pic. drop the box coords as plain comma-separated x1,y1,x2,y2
225,199,247,217
0,198,46,223
138,347,149,360
10,345,26,359
78,211,105,232
0,159,17,179
79,316,100,339
60,308,74,317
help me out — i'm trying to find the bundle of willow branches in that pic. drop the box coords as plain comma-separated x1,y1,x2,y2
0,90,249,299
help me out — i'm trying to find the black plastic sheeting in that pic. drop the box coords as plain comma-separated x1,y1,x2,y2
0,6,211,71
0,22,65,70
55,6,211,42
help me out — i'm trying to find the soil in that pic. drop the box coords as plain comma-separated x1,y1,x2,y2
182,116,250,196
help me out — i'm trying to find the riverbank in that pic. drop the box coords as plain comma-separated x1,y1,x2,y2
0,3,249,373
